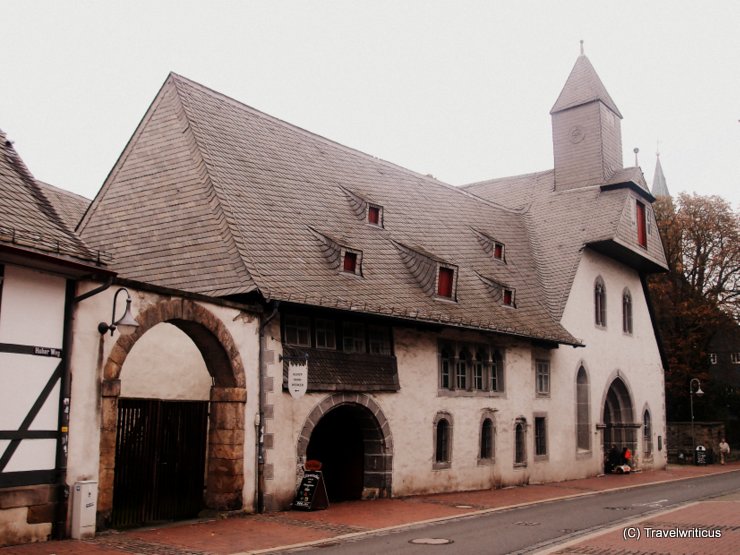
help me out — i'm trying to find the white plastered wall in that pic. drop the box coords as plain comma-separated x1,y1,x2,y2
545,249,668,480
66,281,260,508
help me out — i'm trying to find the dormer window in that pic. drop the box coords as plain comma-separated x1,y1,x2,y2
367,204,383,226
437,266,455,299
493,242,504,261
503,288,515,307
342,249,361,275
636,200,647,248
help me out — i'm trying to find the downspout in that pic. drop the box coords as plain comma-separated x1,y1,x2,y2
53,277,113,539
257,300,279,513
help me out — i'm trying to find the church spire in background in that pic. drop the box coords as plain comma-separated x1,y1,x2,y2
651,150,670,197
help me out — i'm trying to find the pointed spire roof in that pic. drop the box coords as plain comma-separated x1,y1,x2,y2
550,53,622,118
651,152,670,197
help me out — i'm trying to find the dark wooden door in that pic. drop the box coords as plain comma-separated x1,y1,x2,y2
111,398,208,528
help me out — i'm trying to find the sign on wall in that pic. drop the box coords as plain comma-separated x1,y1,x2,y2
288,361,308,399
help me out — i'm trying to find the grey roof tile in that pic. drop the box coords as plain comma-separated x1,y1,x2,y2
80,74,579,345
0,130,103,265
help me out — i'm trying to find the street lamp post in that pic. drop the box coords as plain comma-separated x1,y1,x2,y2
689,378,704,455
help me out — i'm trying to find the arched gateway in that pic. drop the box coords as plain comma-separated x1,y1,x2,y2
97,298,246,527
602,376,637,455
298,394,393,501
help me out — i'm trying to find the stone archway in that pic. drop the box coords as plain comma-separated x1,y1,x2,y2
97,297,246,524
602,376,636,453
297,394,393,500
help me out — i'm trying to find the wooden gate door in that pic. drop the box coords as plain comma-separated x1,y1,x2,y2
111,398,208,528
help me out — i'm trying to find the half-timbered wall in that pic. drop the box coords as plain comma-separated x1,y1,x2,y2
0,264,67,546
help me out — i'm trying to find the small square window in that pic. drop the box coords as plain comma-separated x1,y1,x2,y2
493,242,504,260
315,319,336,350
437,267,455,298
368,205,382,226
284,315,311,347
342,322,366,353
368,325,391,355
503,289,514,306
343,251,358,273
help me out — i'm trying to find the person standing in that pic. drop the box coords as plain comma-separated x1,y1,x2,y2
719,438,730,465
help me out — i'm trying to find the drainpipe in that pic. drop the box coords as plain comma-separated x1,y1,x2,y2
53,277,113,538
257,301,279,513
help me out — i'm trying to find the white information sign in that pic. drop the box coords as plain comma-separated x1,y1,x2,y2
288,361,308,399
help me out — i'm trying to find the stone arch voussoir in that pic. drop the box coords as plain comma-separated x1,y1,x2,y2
298,393,393,499
98,296,247,524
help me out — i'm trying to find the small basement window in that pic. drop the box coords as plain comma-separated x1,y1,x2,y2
368,204,383,226
437,266,455,299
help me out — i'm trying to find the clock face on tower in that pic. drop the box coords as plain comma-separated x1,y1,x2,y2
569,125,585,144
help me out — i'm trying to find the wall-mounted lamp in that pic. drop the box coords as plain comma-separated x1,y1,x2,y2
97,287,139,336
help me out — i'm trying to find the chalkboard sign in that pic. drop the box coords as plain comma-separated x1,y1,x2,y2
695,445,707,465
292,470,329,511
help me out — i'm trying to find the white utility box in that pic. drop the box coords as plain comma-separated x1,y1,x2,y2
71,480,97,539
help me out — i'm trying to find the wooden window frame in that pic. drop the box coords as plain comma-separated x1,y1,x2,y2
367,204,383,227
283,315,311,347
636,200,647,248
436,266,456,299
535,360,550,396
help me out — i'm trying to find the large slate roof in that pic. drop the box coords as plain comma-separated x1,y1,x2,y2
464,169,668,320
0,130,102,266
79,74,578,345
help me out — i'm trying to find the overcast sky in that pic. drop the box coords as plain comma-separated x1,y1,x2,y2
2,1,739,208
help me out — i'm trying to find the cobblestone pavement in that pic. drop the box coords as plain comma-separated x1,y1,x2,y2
1,463,738,555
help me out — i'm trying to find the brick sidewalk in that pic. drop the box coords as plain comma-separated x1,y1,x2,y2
2,463,738,555
545,491,740,555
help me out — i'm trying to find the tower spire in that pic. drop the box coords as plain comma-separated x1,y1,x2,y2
651,149,670,197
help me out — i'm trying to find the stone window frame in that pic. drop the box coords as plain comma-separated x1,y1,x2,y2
622,288,633,335
367,203,384,227
478,410,497,465
594,276,607,328
575,364,591,455
340,247,363,277
433,412,453,470
514,417,527,468
642,406,653,460
437,340,505,397
534,413,548,461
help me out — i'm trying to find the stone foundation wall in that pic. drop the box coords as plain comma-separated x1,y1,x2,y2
0,485,57,547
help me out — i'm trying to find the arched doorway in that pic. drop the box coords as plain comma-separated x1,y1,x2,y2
602,376,636,455
298,394,392,501
97,298,247,527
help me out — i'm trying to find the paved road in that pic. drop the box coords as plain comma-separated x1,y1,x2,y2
284,472,740,554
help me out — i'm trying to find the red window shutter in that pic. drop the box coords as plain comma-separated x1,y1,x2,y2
438,267,454,298
636,202,647,247
343,252,357,273
494,243,503,260
368,206,380,225
503,289,513,306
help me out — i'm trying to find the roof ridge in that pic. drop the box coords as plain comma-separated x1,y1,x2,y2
168,73,524,216
2,134,96,262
